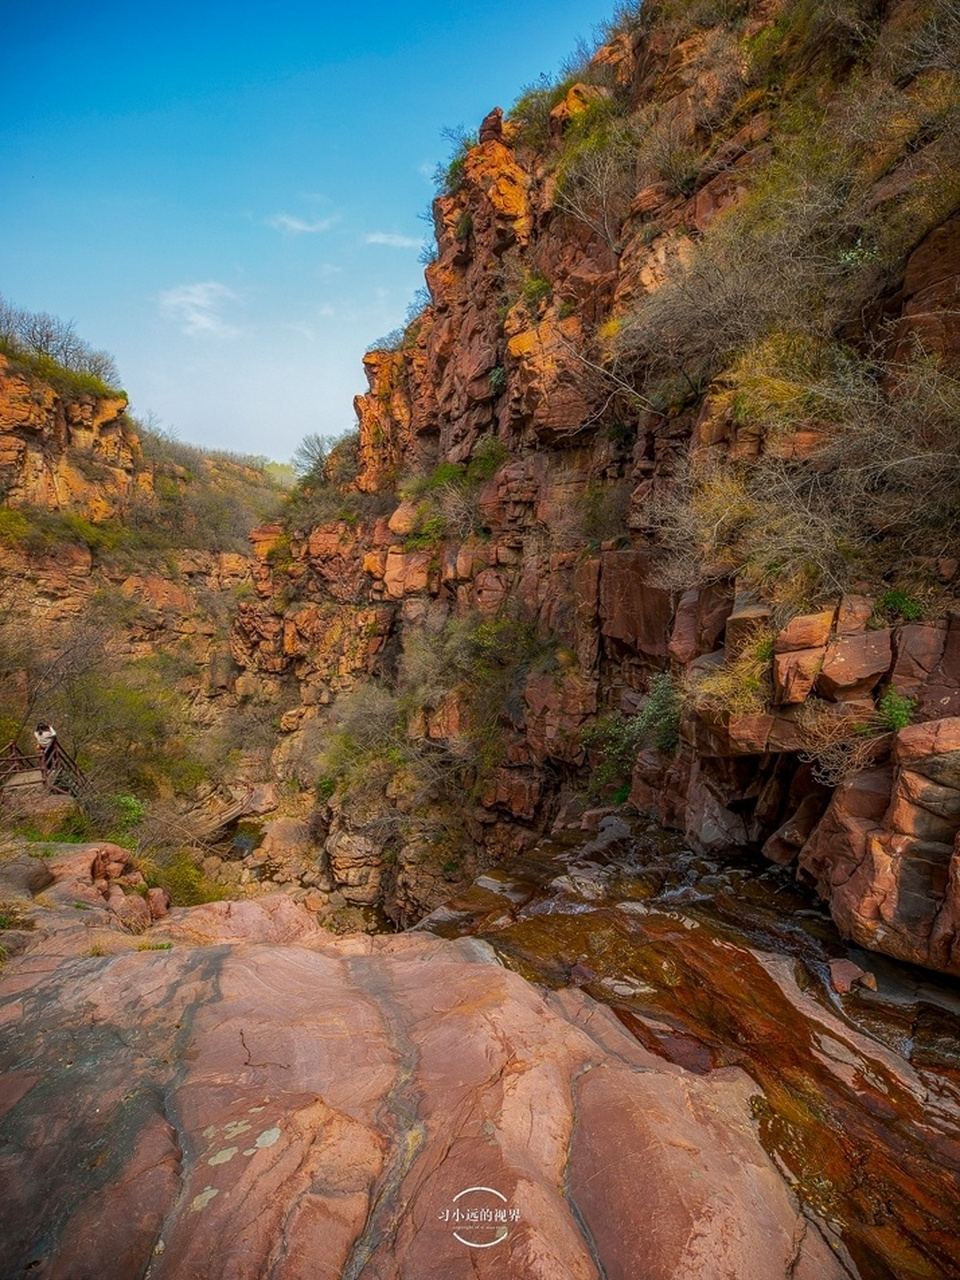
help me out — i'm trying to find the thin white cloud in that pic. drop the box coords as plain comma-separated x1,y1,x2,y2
285,321,319,342
268,213,338,233
158,282,240,337
364,232,423,249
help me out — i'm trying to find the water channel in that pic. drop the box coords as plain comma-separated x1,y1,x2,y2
416,815,960,1280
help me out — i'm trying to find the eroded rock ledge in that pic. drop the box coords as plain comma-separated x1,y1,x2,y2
0,893,844,1279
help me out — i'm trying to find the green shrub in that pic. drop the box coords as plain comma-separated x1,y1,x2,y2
582,673,682,795
13,811,92,843
0,509,30,547
876,688,915,731
397,442,509,546
468,436,509,481
522,273,552,310
110,794,147,833
0,343,122,399
404,512,448,551
434,127,478,195
145,847,226,907
0,506,133,557
875,589,926,623
509,75,576,149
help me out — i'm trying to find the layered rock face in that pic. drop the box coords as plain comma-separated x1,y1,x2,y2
0,862,844,1280
0,353,141,519
0,356,285,826
799,716,960,973
231,0,960,973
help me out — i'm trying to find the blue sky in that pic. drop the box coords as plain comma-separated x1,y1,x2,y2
0,0,619,464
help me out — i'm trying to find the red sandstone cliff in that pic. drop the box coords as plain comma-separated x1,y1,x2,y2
232,0,960,972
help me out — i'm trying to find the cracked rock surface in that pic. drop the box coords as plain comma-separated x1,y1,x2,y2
0,891,842,1279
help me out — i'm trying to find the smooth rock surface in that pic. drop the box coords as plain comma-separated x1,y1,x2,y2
0,895,842,1280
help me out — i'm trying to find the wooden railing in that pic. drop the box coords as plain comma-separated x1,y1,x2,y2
0,739,85,798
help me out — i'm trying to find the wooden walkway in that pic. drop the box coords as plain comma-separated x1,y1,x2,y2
0,739,84,804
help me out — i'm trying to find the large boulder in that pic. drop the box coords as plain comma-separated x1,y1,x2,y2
798,718,960,974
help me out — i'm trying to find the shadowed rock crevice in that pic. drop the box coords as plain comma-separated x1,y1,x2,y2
340,952,426,1280
562,1062,610,1280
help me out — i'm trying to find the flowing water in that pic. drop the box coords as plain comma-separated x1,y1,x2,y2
417,815,960,1280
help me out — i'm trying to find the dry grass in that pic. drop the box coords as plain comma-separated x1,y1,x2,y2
686,627,775,716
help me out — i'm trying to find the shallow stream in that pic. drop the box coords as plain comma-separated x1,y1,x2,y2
418,816,960,1280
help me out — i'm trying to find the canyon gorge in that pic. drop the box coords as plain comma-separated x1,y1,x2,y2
2,0,960,1274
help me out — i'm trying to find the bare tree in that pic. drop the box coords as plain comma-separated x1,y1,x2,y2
554,121,638,256
0,292,122,387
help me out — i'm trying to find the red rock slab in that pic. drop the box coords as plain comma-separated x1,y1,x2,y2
835,595,874,635
817,630,892,700
886,767,960,844
669,583,734,664
828,957,866,993
773,647,824,705
599,549,674,659
567,1058,841,1280
930,833,960,972
723,601,772,654
0,919,838,1280
156,895,327,946
726,711,775,754
903,212,960,301
765,707,807,753
798,766,893,897
894,715,960,769
835,832,953,968
774,610,835,654
762,793,826,866
891,623,947,701
917,614,960,720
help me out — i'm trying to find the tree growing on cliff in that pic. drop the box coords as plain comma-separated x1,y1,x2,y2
292,431,359,490
555,116,637,256
0,293,121,390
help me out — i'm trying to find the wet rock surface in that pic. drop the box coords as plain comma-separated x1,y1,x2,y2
1,879,843,1280
1,820,959,1277
421,817,960,1280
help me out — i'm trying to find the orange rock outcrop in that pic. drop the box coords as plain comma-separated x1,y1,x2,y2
0,354,142,519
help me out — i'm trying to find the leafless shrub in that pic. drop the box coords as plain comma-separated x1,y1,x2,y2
435,481,481,540
796,699,888,786
0,293,121,387
629,102,704,195
688,28,747,129
642,340,960,603
555,119,638,254
882,0,960,76
618,158,866,392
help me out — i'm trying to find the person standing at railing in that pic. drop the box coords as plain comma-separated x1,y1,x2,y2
33,722,58,773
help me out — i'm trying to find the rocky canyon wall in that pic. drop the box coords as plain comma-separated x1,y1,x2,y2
231,0,960,973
